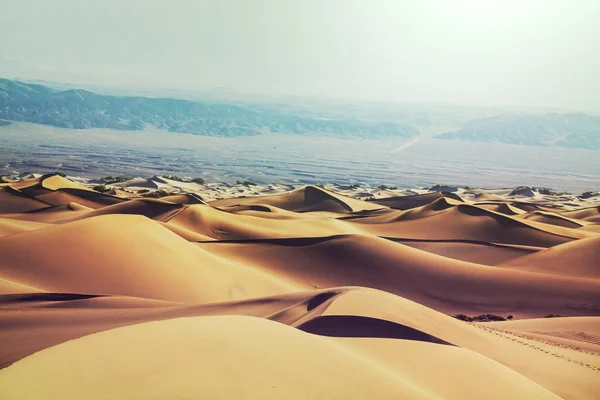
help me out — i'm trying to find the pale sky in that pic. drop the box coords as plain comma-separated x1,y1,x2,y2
1,0,599,110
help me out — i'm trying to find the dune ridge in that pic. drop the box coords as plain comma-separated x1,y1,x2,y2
0,174,599,399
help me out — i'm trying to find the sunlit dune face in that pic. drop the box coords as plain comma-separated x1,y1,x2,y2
0,174,599,399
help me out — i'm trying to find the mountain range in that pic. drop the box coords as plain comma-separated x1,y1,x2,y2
1,78,599,149
0,78,419,138
435,113,600,149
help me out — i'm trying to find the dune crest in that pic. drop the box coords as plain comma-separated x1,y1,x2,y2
0,174,598,399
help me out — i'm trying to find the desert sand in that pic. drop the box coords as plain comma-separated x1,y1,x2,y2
0,173,598,399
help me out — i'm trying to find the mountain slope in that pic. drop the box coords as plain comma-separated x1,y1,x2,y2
0,78,420,138
435,113,600,149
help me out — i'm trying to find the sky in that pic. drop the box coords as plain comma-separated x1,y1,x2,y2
1,0,599,111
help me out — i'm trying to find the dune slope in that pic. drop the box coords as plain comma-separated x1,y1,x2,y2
0,174,598,399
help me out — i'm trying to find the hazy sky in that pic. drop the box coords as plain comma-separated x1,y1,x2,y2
1,0,599,110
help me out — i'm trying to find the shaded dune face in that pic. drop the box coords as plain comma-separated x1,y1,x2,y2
0,174,599,400
368,191,464,210
211,185,382,213
296,315,455,345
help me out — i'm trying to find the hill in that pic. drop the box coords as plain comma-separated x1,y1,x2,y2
0,78,420,138
435,113,600,149
0,174,599,399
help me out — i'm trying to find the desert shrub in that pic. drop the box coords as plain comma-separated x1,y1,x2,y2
162,174,188,182
507,315,514,320
55,171,67,177
427,184,450,191
579,191,597,199
544,313,563,318
93,185,110,193
537,188,571,196
452,314,471,322
137,189,150,194
378,185,398,190
452,313,508,322
151,189,177,197
349,183,361,189
102,176,133,184
160,175,205,184
473,314,506,322
237,180,257,186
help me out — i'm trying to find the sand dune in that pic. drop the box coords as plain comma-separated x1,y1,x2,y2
0,279,42,295
211,185,383,213
160,193,207,204
345,200,590,247
1,287,597,399
520,210,589,229
368,191,464,209
491,317,600,347
62,198,186,222
36,187,125,208
0,217,52,237
195,234,600,317
39,174,92,191
500,236,600,278
0,214,302,303
167,203,363,240
475,202,527,215
560,206,600,224
0,186,52,213
0,315,566,400
112,177,163,189
470,192,509,201
0,173,598,399
392,238,539,264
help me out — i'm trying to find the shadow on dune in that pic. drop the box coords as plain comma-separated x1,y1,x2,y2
368,191,463,210
307,292,338,311
0,293,103,305
297,315,454,345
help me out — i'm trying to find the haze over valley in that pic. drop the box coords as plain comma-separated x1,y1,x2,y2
1,78,599,193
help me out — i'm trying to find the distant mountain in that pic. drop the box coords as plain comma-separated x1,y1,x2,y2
435,113,600,150
0,78,420,138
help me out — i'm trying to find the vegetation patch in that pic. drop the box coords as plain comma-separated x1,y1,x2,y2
162,175,205,184
579,191,598,199
237,180,257,186
101,176,134,184
544,314,563,318
452,314,513,322
426,184,448,191
92,185,111,193
149,189,177,198
534,187,572,196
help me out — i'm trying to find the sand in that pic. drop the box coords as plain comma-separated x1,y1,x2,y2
0,173,598,399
